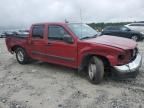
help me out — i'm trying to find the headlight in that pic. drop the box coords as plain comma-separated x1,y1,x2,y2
118,54,125,60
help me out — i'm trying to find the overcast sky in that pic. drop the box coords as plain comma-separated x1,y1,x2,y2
0,0,144,27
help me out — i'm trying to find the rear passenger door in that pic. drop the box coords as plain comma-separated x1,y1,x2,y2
29,25,47,60
108,27,121,36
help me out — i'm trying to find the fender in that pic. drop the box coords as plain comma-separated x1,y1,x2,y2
78,45,123,69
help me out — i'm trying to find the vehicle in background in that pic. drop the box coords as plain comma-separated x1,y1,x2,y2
0,30,29,38
10,30,29,37
0,32,6,38
125,23,144,34
101,26,144,41
5,23,142,84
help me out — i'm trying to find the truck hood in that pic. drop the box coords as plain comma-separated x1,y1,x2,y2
83,35,137,50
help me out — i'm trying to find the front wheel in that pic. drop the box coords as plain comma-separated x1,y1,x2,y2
88,56,104,84
15,47,30,64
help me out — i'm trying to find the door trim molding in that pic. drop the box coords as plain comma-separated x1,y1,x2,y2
32,51,75,62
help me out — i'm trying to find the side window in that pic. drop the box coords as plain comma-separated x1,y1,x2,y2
114,27,121,31
32,25,44,38
129,24,137,26
129,24,133,26
104,27,111,31
129,24,144,26
136,24,144,26
105,27,119,31
48,25,68,41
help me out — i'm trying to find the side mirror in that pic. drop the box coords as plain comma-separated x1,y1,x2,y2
63,35,74,44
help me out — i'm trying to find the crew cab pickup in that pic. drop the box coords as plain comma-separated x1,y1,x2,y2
5,23,142,84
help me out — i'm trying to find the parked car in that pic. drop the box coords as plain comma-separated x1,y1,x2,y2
11,30,29,37
0,32,6,38
5,23,142,84
0,33,2,38
101,26,144,41
125,23,144,33
1,30,29,38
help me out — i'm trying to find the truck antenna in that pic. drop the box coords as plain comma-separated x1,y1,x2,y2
80,8,83,38
80,8,83,24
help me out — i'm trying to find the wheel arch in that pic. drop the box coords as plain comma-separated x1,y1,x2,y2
79,54,110,71
11,45,25,52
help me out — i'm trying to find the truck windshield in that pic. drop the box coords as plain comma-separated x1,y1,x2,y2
68,24,98,39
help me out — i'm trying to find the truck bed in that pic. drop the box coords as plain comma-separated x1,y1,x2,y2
5,32,29,54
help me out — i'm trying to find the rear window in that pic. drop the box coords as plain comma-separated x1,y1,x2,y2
32,25,44,38
129,23,144,26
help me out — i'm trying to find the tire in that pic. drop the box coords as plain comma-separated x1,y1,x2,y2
131,35,138,41
88,56,104,84
15,47,29,64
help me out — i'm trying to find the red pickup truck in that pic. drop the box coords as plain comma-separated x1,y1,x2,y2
5,23,142,84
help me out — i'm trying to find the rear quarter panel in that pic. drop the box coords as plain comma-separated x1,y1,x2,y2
5,36,29,54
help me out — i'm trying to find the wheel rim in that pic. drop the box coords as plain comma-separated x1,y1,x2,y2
88,63,97,80
17,51,24,62
132,36,138,41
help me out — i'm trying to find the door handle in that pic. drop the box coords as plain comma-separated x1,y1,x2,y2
47,43,53,46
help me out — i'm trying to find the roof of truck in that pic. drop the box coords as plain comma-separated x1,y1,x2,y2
32,22,84,26
32,22,68,26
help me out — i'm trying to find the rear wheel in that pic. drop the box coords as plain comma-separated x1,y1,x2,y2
88,56,104,84
15,47,30,64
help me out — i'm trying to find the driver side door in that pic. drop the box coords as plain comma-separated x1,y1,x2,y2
45,25,78,68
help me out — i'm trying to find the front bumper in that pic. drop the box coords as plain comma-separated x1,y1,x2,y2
113,53,142,78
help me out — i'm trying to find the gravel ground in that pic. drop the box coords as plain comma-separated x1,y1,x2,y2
0,38,144,108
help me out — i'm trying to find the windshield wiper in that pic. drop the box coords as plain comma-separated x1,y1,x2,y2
80,34,98,40
80,36,92,40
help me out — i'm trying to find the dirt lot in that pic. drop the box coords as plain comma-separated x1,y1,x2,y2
0,38,144,108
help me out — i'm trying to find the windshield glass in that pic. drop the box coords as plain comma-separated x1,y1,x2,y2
68,23,98,39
